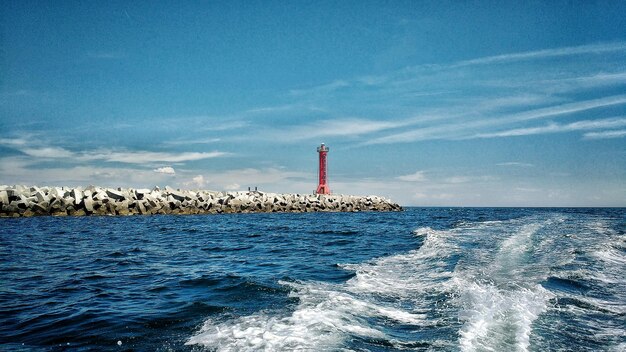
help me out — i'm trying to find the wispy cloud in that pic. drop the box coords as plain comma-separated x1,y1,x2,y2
289,80,350,96
474,117,626,139
366,96,626,144
268,40,626,149
21,147,75,158
0,157,179,188
245,104,297,114
396,170,427,182
505,95,626,123
290,42,626,99
496,162,534,168
583,129,626,140
82,150,228,164
266,117,411,142
2,139,229,165
444,175,497,184
453,42,626,67
199,120,248,131
534,72,626,89
0,137,30,146
163,138,221,146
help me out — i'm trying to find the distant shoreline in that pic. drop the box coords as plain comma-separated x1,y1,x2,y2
0,185,402,218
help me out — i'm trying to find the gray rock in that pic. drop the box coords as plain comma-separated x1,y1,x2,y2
72,189,83,204
0,190,8,206
84,197,94,212
32,202,49,214
168,190,187,202
106,189,125,201
94,191,108,201
0,184,402,217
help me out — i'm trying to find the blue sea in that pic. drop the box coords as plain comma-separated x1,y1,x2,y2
1,208,625,351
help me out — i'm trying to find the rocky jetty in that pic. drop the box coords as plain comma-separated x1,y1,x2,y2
0,185,402,217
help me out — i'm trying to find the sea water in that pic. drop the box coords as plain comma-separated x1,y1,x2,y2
1,208,624,351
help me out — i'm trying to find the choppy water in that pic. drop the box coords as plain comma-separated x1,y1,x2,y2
1,208,625,351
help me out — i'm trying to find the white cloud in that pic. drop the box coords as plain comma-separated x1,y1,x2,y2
163,138,221,146
497,162,534,167
413,192,455,200
7,142,228,164
275,41,626,148
0,137,29,146
85,150,227,164
21,147,74,158
474,117,626,139
322,119,406,136
367,97,626,144
583,129,626,140
499,97,626,124
207,168,308,190
225,183,240,191
199,121,249,131
192,175,205,186
0,135,230,165
266,118,409,142
154,166,176,175
291,43,626,101
454,42,626,67
537,72,626,91
1,154,622,206
289,80,350,96
245,104,297,114
183,175,207,188
444,176,497,184
0,158,177,189
444,176,472,184
397,171,427,182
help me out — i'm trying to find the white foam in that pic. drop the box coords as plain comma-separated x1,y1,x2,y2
347,226,460,297
451,219,557,352
186,280,427,351
413,226,443,237
188,214,624,351
594,246,626,265
610,342,626,352
455,278,554,352
347,218,556,351
586,220,618,236
187,226,457,351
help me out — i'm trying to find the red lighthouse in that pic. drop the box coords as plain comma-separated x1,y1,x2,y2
316,143,330,195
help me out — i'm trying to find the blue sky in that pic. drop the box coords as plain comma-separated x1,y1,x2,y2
1,1,625,206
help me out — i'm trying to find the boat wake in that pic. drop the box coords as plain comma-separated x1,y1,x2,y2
187,213,625,351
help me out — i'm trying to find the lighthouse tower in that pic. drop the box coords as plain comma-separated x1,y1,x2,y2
316,143,330,195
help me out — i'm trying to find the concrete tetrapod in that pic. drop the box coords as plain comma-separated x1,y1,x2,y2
0,185,402,217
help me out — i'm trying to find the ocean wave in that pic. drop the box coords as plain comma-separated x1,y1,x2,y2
186,280,427,351
347,226,460,297
455,279,553,352
449,218,557,352
187,212,626,352
185,227,458,351
594,246,626,266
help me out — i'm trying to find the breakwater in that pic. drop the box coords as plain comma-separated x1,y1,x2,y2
0,185,402,217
